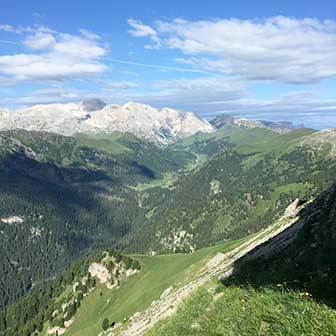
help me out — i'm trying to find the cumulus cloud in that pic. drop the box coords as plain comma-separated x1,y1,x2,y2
0,26,107,82
23,32,56,50
129,16,336,84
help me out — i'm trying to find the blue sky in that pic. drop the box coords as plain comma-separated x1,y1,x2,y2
1,0,336,128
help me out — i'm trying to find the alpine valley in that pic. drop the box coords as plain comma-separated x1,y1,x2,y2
1,100,336,336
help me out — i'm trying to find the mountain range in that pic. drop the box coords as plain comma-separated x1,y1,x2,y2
0,99,301,144
0,100,214,143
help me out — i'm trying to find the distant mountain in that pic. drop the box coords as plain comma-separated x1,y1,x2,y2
210,114,295,133
0,100,214,143
210,114,236,128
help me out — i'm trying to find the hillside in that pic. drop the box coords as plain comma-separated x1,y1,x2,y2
0,129,195,308
124,127,336,253
225,183,336,306
146,185,336,336
2,190,336,336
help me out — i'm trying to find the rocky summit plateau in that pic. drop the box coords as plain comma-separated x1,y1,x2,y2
0,99,214,143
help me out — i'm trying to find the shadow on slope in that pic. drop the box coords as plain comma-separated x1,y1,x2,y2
0,149,148,308
222,185,336,307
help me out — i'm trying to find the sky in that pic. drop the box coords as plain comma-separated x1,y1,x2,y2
1,0,336,128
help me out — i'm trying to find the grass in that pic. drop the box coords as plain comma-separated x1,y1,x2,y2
60,238,246,336
228,128,316,155
271,183,311,198
147,280,336,336
134,153,208,191
133,171,176,191
76,133,132,155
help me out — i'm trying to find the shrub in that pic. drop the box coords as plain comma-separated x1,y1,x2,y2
102,317,109,331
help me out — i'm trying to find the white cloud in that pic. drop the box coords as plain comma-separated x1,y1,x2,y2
0,26,107,82
79,29,101,40
128,19,157,37
127,19,161,49
0,24,15,32
130,16,336,84
100,76,247,112
24,32,56,50
102,80,139,90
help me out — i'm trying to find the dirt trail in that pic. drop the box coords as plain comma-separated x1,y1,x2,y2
108,202,304,336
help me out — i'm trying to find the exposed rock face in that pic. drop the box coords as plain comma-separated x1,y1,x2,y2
259,120,294,132
159,229,196,253
81,98,106,112
282,198,301,219
88,262,111,284
210,114,235,128
234,118,266,129
0,101,214,143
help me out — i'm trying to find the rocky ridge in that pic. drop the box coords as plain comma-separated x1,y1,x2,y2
0,100,214,143
106,200,306,336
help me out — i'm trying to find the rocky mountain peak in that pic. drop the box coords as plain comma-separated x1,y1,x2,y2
81,99,106,112
0,101,214,143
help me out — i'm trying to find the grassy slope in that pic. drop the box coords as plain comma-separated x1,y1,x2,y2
226,128,316,154
76,133,133,155
41,238,246,336
147,280,336,336
147,184,336,336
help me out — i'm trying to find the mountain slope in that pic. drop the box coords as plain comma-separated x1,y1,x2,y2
225,183,336,306
125,127,335,254
4,191,333,336
128,189,336,336
0,129,196,308
0,101,214,143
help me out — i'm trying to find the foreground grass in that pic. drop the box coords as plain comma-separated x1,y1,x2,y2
147,282,336,336
62,239,245,336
